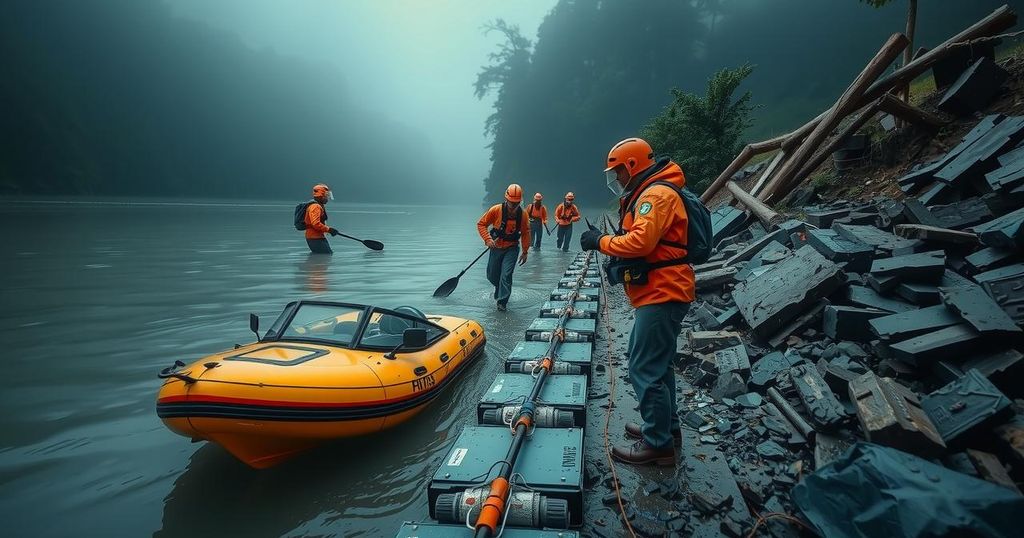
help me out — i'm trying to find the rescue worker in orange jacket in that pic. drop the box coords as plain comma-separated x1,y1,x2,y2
527,193,549,251
477,183,531,311
554,192,580,252
580,138,695,466
304,183,340,254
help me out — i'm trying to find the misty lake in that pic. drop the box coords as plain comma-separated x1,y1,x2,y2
0,198,597,537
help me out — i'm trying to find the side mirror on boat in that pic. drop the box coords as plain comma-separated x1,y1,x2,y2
384,328,428,360
249,313,260,342
403,328,428,348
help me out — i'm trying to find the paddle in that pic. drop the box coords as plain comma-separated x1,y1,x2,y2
337,232,384,251
433,248,489,297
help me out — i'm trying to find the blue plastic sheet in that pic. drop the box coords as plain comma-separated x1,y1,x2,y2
793,442,1023,538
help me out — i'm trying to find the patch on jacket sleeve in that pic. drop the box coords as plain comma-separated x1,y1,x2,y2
638,201,653,215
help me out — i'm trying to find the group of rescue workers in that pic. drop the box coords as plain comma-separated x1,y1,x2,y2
295,137,699,467
475,187,582,311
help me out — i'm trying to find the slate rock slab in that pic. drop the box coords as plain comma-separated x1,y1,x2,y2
922,369,1012,445
806,228,874,273
869,250,946,281
889,324,984,366
733,245,846,340
974,206,1024,250
940,284,1022,335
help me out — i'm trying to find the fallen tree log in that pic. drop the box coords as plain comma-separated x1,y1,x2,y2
793,99,885,187
761,32,910,202
700,134,787,204
700,5,1017,205
877,93,948,130
726,181,784,229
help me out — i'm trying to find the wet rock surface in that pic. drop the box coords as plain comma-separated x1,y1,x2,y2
586,116,1024,535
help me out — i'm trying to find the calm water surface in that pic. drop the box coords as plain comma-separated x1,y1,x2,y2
0,199,594,537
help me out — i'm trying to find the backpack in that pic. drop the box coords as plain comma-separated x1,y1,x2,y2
294,202,312,230
625,181,712,265
294,201,327,231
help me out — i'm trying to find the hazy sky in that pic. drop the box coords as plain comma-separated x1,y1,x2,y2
164,0,557,203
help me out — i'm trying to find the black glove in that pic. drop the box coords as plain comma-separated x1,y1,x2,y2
580,229,604,251
328,228,340,236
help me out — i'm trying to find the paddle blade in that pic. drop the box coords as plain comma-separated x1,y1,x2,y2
433,276,460,297
363,240,385,251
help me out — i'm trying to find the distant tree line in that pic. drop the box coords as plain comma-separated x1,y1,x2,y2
476,0,1020,203
0,0,442,201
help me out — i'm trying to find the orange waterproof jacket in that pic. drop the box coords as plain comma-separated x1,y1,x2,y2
527,203,548,224
555,203,580,226
477,203,531,250
598,160,696,307
304,203,331,239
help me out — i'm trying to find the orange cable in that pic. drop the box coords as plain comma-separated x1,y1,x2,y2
598,249,638,538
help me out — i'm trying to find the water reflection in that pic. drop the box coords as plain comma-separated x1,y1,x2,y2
298,253,331,293
0,199,593,537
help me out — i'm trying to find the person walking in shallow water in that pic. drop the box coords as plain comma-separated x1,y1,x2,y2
555,192,580,252
580,138,695,466
298,183,340,254
527,192,549,251
476,183,530,311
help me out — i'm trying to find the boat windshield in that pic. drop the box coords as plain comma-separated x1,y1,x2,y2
357,308,446,350
278,304,365,347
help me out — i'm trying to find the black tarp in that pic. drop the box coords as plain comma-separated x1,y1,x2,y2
792,443,1023,538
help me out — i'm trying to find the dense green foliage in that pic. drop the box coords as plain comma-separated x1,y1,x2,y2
0,0,441,200
641,65,756,194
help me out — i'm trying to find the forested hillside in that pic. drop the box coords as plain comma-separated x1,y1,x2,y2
477,0,1022,202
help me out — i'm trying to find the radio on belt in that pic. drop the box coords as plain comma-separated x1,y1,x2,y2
525,317,597,343
478,373,588,428
428,426,584,527
505,341,593,379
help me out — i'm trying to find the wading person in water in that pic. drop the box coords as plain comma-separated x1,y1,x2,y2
298,183,340,254
527,192,549,251
477,183,530,311
580,138,695,465
555,192,580,252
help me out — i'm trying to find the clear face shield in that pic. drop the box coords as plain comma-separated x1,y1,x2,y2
327,190,335,201
605,165,627,197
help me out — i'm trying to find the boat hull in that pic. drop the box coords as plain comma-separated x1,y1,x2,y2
157,315,485,468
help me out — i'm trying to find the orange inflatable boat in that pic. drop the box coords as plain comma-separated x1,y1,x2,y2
156,301,485,468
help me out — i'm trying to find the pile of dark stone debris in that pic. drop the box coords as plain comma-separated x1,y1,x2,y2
642,111,1024,538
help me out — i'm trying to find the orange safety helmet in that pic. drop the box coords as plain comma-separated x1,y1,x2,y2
534,192,543,202
605,138,655,180
505,183,523,203
565,192,575,201
312,183,334,201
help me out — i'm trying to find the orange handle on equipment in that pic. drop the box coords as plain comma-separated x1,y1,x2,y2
475,477,510,534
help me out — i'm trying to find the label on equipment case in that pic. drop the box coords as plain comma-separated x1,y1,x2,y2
447,448,468,466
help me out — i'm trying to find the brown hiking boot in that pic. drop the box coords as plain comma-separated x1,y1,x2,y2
610,439,676,466
624,423,682,446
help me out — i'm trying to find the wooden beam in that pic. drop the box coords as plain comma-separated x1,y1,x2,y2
793,99,884,186
775,6,1014,167
750,151,786,197
761,33,910,202
699,133,786,203
877,93,948,130
700,5,1016,205
726,181,784,229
